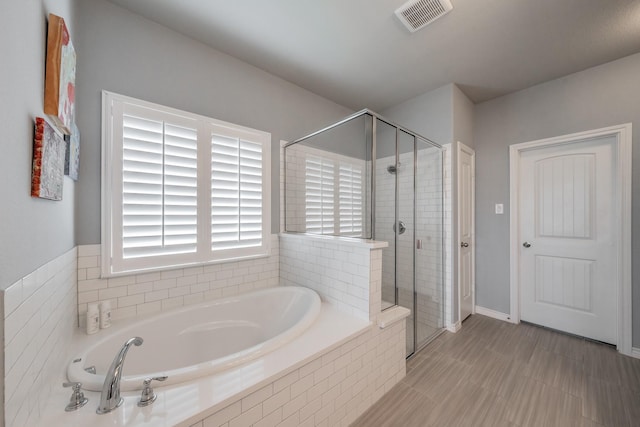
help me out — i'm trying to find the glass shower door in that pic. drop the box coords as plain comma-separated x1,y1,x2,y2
415,140,444,350
373,117,444,357
396,130,415,356
375,120,398,310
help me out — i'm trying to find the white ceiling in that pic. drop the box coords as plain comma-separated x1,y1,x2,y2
107,0,640,110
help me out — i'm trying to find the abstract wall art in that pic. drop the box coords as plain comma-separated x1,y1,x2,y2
32,117,66,200
64,122,80,181
44,13,76,135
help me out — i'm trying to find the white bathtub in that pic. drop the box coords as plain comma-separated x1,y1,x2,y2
68,286,321,392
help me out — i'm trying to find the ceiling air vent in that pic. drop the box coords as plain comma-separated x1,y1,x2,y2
395,0,453,33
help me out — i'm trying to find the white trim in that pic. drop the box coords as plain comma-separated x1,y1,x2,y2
446,321,461,333
632,348,640,360
456,142,476,322
475,306,513,323
509,123,632,356
101,91,272,278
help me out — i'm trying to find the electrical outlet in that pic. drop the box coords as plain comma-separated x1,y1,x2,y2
495,204,504,214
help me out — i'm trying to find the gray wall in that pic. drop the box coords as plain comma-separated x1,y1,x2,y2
0,0,79,289
75,0,352,244
381,84,453,147
474,52,640,345
453,84,475,149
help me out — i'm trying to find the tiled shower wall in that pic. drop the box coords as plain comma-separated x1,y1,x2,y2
443,145,453,327
282,137,453,333
2,247,77,427
76,235,279,326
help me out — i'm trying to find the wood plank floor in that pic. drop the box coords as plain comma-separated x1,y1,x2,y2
352,315,640,427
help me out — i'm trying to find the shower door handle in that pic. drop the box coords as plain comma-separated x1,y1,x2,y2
393,221,406,235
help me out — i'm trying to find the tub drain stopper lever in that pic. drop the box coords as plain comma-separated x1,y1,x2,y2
137,376,168,407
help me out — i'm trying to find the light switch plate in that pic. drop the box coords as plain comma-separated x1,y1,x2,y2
495,203,504,214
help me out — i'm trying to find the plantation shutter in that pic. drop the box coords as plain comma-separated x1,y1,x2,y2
211,133,263,250
104,92,271,276
305,156,335,234
339,163,363,236
121,114,198,259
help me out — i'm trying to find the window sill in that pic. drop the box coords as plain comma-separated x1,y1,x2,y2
100,236,276,279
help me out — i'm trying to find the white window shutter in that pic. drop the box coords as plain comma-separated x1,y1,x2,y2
305,156,335,234
103,91,271,276
339,163,363,236
211,134,263,250
121,115,198,259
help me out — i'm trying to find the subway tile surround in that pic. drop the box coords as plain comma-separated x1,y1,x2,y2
5,234,407,427
76,235,279,326
190,319,406,427
2,247,77,427
279,233,385,321
443,144,453,327
186,234,405,427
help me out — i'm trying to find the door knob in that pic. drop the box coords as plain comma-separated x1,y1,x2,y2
460,242,469,248
523,242,531,248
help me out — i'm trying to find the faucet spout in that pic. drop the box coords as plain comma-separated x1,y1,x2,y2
97,336,143,414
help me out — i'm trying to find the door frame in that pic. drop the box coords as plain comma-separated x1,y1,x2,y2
509,123,632,355
457,142,476,322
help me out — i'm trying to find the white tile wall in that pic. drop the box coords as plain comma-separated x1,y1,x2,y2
190,315,406,427
443,144,454,327
279,234,381,321
3,247,77,427
77,235,280,326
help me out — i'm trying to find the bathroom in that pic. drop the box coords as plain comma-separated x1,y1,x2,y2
3,0,640,426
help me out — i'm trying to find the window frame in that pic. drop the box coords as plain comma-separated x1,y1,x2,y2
101,91,271,277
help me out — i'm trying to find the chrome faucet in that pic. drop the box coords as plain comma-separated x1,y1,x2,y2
97,336,143,414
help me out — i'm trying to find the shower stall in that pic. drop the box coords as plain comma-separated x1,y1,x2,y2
284,110,444,357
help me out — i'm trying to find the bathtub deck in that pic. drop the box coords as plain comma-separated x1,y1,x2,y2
34,303,370,427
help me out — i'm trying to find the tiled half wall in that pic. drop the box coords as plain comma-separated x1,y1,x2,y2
189,233,405,427
279,233,384,321
76,235,279,327
189,319,406,427
2,247,77,427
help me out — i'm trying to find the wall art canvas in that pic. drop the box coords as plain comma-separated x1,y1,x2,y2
44,13,76,135
64,123,80,180
32,117,66,200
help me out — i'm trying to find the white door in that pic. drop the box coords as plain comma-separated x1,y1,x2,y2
458,143,475,322
519,135,617,344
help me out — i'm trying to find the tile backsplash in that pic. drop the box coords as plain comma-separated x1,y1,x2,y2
76,235,279,327
3,247,77,427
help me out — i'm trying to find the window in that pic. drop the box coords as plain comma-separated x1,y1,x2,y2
305,156,335,234
102,92,270,276
338,163,363,236
303,154,363,236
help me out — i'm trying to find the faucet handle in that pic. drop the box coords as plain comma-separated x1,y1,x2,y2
63,382,89,411
137,376,168,407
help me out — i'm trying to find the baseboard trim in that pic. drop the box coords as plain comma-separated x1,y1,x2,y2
475,306,514,323
632,347,640,359
446,321,461,333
